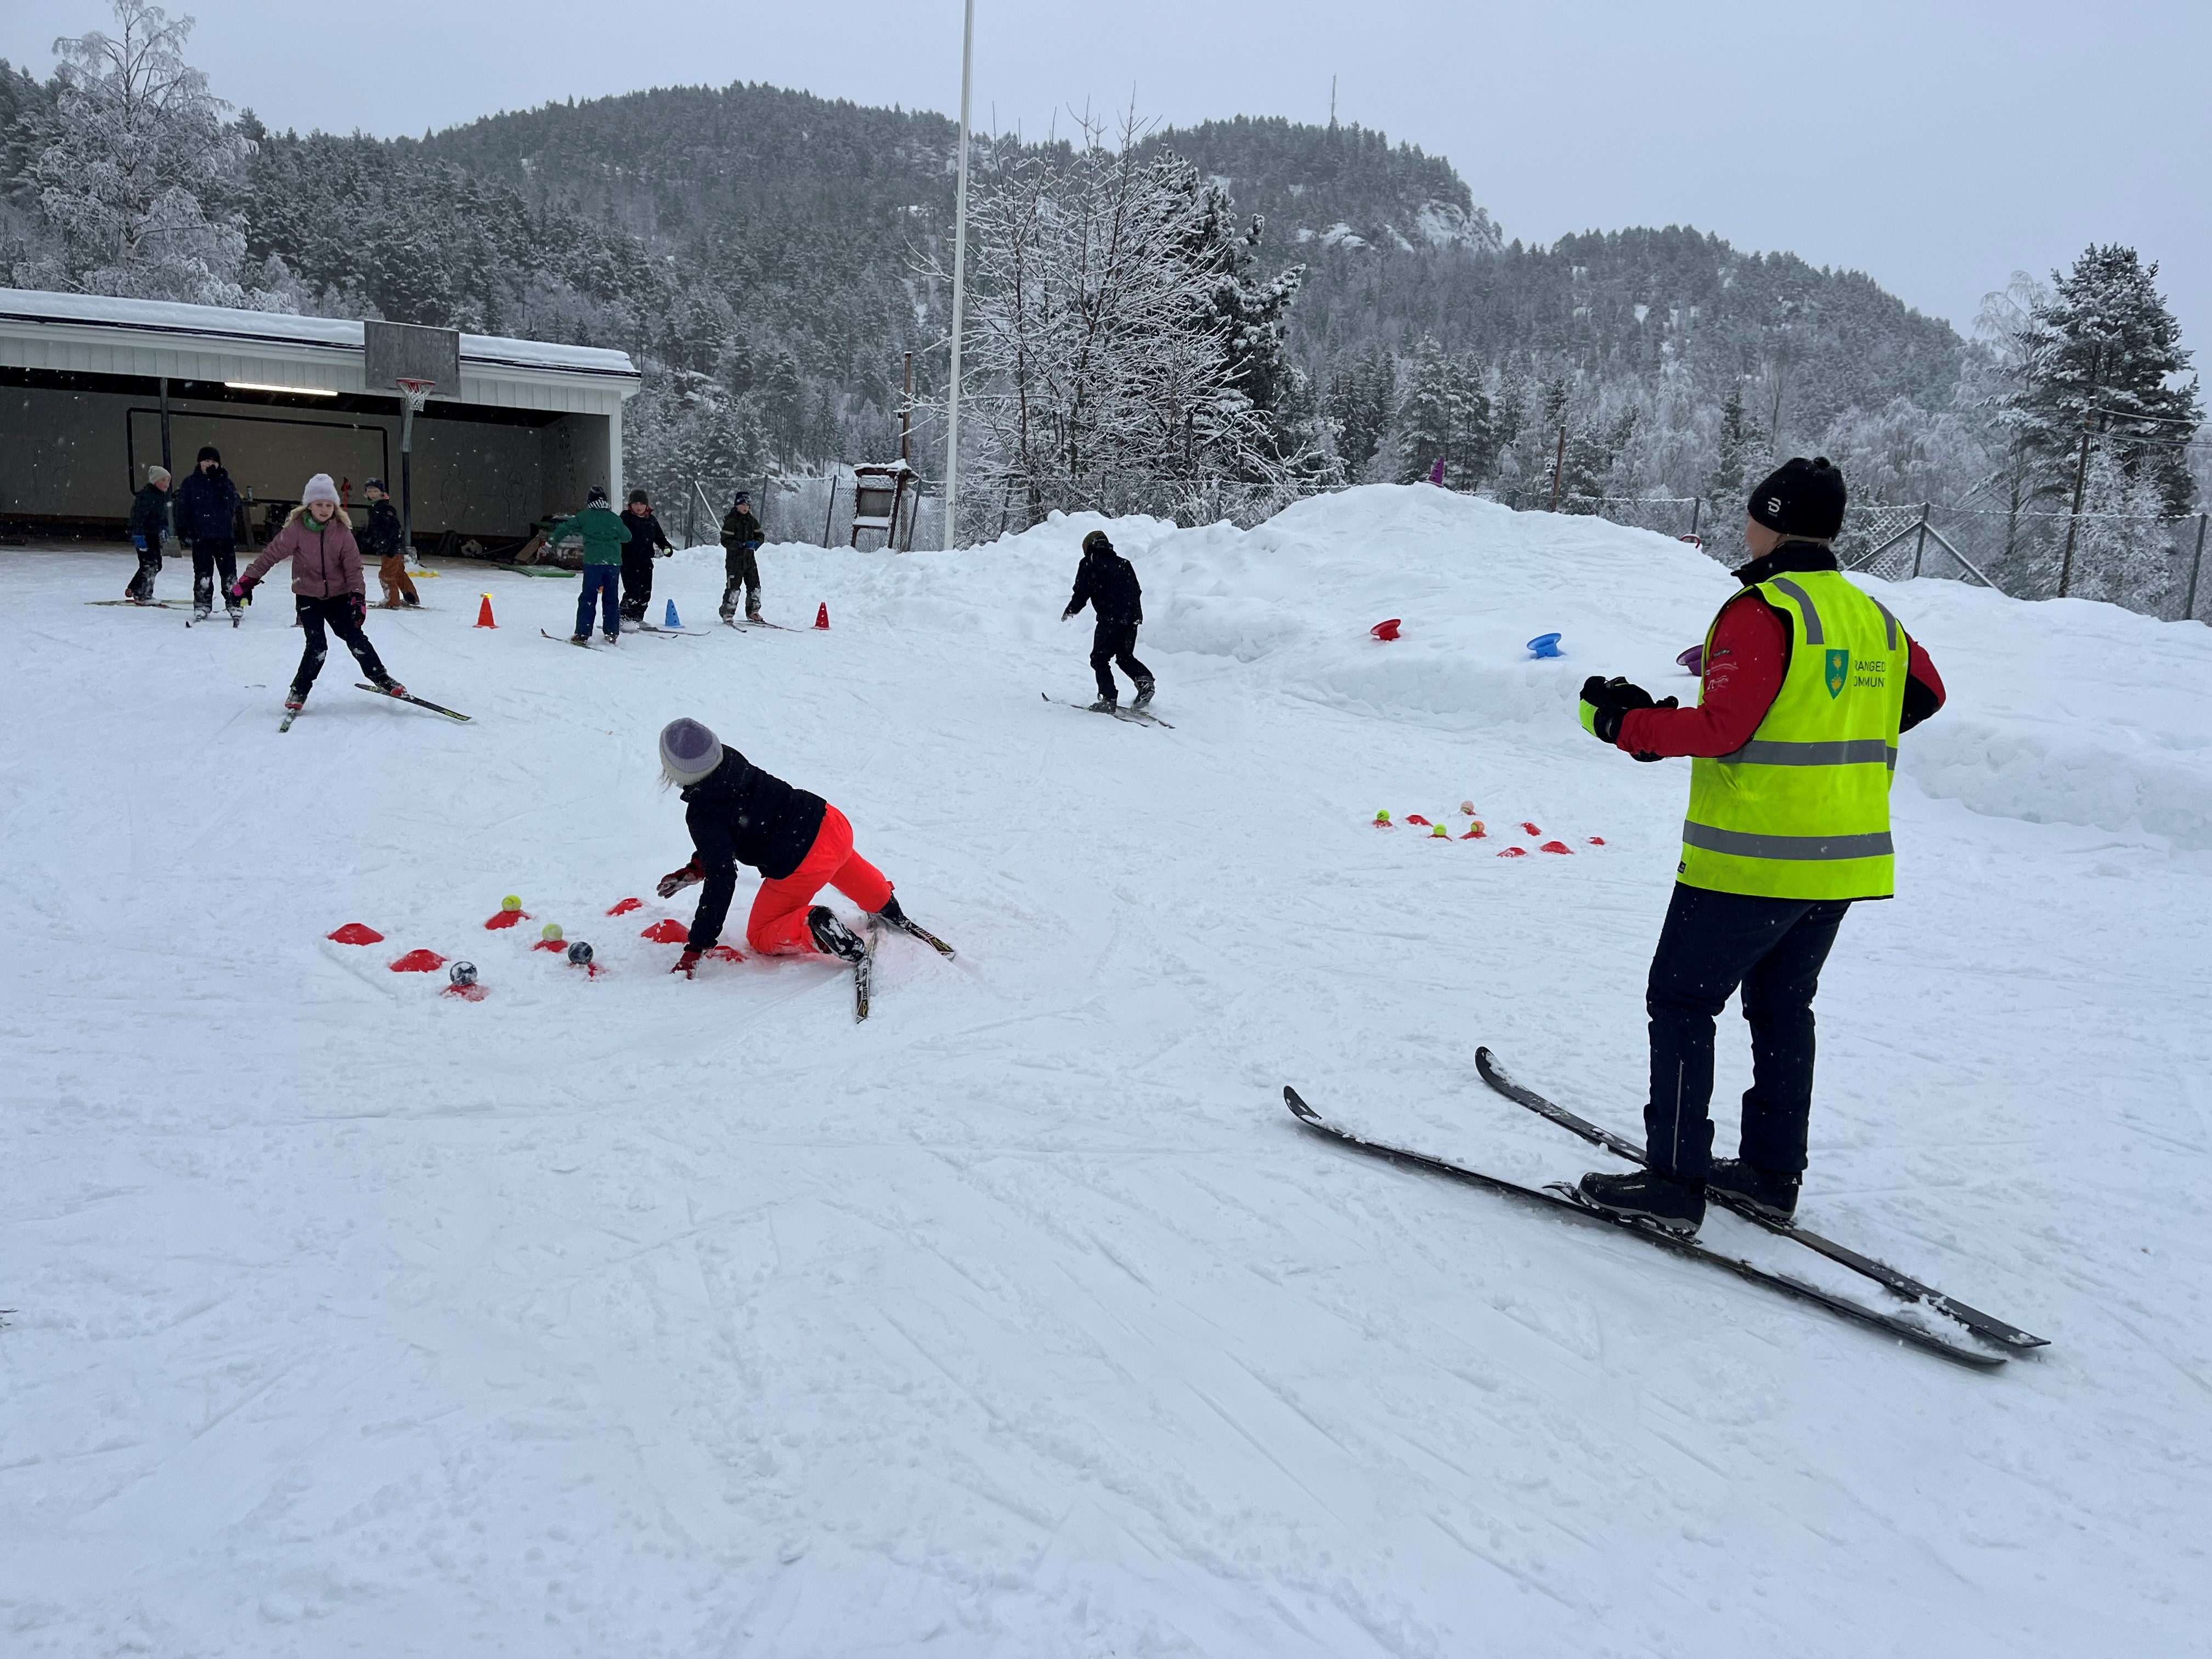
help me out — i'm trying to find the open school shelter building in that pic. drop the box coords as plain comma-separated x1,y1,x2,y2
0,289,641,552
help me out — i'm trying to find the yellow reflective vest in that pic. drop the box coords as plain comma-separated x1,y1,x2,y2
1678,569,1910,900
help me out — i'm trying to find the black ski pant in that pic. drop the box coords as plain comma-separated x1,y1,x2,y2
1643,883,1853,1183
127,543,164,601
720,548,762,619
191,539,239,612
620,549,654,621
292,594,391,698
1090,620,1152,701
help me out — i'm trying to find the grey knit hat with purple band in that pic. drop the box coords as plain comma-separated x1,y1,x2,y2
659,718,724,786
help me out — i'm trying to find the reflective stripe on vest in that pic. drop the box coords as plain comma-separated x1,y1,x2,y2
1679,569,1909,900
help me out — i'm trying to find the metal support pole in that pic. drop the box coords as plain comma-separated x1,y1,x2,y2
943,0,975,550
2187,512,2208,623
1548,424,1567,512
157,376,172,475
400,399,418,561
1689,496,1701,541
1911,502,1929,578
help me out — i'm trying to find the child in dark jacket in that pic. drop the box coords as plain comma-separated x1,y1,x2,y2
619,489,675,625
360,478,416,608
1062,528,1154,709
653,717,923,975
125,464,172,602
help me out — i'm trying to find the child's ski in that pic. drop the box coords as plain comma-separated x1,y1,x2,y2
354,683,471,721
1041,692,1173,729
541,629,596,648
854,930,876,1022
87,599,178,608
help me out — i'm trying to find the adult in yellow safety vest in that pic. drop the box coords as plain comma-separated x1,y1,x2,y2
1571,457,1948,1237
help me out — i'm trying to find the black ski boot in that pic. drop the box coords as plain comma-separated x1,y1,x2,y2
1576,1169,1706,1237
873,894,909,927
1087,696,1119,714
1708,1159,1801,1223
807,905,868,964
1132,678,1155,710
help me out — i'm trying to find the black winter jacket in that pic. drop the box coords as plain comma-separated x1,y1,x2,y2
359,499,404,558
175,465,241,544
1065,548,1143,625
623,509,674,561
128,483,170,545
720,507,764,560
681,750,830,951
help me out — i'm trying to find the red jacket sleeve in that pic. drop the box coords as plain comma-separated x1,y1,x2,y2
1616,592,1786,758
1900,635,1945,731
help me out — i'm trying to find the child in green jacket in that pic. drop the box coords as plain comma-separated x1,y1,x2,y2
544,486,633,642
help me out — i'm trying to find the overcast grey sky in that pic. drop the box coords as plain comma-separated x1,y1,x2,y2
7,0,2208,357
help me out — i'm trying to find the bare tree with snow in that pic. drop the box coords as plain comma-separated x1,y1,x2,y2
13,0,280,308
930,109,1307,537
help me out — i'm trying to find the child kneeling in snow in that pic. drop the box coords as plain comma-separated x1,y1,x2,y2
232,473,405,714
653,717,913,974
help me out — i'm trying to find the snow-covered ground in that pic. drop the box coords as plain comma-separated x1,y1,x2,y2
3,487,2207,1656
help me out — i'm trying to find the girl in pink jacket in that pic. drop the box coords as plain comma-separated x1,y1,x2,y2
233,473,406,714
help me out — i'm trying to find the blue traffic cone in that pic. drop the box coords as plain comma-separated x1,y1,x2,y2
664,598,682,629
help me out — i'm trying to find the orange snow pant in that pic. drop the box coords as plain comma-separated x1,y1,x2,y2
378,554,417,605
745,804,893,955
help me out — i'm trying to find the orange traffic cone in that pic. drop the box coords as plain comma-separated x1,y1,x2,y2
813,602,830,630
475,592,496,628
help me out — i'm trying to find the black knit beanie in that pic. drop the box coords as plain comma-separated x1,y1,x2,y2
197,444,221,465
1748,456,1846,540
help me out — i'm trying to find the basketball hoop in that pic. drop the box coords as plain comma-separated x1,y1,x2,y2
397,377,436,414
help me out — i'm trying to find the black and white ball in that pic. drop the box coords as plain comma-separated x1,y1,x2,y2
449,961,478,988
566,940,594,967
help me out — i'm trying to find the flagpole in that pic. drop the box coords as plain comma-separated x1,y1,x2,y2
944,0,974,550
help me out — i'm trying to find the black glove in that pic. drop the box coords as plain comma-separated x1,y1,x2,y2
1580,676,1677,746
347,592,367,628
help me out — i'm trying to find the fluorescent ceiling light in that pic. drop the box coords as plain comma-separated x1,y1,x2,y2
224,380,338,396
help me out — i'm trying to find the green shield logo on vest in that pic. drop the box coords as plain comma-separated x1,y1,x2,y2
1824,648,1849,699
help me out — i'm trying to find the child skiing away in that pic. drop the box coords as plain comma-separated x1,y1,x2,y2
176,444,244,622
719,490,765,623
229,473,407,715
125,464,171,602
1062,528,1154,710
653,717,922,975
619,489,675,627
543,486,633,643
360,478,417,608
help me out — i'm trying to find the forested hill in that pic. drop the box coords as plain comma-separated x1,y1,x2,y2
212,80,1972,501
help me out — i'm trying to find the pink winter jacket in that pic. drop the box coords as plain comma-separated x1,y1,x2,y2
240,508,365,599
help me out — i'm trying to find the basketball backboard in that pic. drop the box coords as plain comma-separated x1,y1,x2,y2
363,320,460,394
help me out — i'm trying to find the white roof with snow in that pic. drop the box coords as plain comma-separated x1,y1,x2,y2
0,287,640,415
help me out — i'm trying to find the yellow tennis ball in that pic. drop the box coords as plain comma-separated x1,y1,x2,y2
540,922,563,941
501,895,522,911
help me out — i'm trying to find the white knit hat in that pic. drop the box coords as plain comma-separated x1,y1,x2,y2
146,464,170,485
302,473,341,506
659,717,725,786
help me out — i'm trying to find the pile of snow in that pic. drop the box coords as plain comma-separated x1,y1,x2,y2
2,486,2205,1656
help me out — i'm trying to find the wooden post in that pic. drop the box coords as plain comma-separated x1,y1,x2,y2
2186,512,2209,623
1689,496,1701,541
1548,424,1567,512
1911,503,1930,578
822,466,838,547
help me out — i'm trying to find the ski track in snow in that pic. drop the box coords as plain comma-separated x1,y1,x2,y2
2,486,2208,1656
